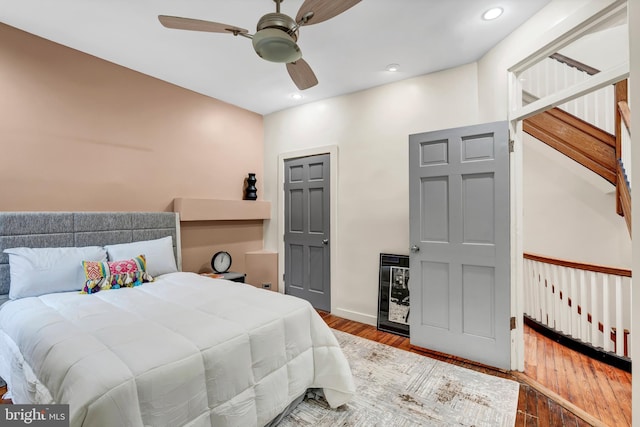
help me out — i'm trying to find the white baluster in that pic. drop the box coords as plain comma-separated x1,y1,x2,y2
528,260,537,319
559,266,568,335
587,90,603,129
628,277,632,358
553,264,562,332
580,269,588,342
615,275,624,357
531,65,539,98
537,261,546,323
572,68,586,117
587,91,596,126
602,274,611,352
570,268,578,339
544,262,552,328
605,85,615,134
523,66,532,97
523,259,530,316
590,272,599,348
544,262,553,327
524,259,536,318
541,58,549,98
550,57,557,93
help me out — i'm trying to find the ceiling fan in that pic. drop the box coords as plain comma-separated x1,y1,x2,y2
158,0,361,90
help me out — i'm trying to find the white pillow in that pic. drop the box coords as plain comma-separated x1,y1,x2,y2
105,236,178,277
4,246,107,300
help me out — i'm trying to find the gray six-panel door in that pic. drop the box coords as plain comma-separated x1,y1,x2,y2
284,154,331,311
408,121,510,369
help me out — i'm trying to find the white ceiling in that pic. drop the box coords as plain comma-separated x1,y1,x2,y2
0,0,551,115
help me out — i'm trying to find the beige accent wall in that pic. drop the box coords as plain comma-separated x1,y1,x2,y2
180,221,264,274
0,23,265,272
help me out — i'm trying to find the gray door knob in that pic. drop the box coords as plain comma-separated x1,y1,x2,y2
322,239,329,245
410,245,420,253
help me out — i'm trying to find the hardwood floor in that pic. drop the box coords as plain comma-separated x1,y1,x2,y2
0,384,9,404
523,321,631,426
320,312,631,427
0,314,631,427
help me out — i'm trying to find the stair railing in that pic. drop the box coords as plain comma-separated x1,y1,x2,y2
523,54,632,232
620,109,631,187
615,79,632,233
520,54,615,134
523,253,632,359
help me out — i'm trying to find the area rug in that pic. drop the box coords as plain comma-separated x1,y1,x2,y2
281,330,520,427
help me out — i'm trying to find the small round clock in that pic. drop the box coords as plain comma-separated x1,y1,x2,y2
211,251,232,273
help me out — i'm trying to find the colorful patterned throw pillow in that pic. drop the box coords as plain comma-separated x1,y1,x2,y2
82,254,154,294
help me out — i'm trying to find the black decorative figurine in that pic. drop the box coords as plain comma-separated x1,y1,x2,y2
244,173,257,200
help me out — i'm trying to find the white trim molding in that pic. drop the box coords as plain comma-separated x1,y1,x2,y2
331,308,377,327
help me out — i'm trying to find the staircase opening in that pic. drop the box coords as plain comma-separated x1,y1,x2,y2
507,2,631,424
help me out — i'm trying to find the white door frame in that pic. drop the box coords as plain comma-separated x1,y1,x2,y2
277,145,339,308
507,0,629,370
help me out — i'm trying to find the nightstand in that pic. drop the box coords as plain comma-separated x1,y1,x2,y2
201,272,246,283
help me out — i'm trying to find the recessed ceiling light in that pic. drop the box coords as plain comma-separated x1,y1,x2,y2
482,7,503,20
386,63,400,72
290,93,303,100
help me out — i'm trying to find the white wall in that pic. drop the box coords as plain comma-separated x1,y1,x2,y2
524,134,631,267
560,24,628,71
263,63,479,324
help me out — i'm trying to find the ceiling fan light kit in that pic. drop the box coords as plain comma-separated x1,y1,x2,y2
159,0,362,90
252,28,302,63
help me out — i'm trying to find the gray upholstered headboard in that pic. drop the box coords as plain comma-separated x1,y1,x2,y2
0,212,181,304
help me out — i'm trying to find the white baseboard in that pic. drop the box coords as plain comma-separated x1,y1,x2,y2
330,308,377,326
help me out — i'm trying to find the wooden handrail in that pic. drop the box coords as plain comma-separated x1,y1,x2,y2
523,252,631,277
618,101,631,133
614,79,628,217
618,163,632,235
549,53,600,76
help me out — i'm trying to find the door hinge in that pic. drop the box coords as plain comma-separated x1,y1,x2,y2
509,140,515,153
510,316,517,330
282,274,285,283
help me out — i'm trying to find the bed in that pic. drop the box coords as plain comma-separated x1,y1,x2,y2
0,212,354,427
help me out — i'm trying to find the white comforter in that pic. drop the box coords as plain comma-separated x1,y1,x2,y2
0,272,354,427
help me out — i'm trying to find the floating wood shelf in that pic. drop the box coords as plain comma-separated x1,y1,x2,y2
173,198,271,221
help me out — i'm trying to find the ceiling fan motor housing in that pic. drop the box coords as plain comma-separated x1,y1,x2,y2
256,13,298,38
252,12,302,63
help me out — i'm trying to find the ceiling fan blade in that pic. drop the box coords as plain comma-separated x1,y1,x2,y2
158,15,248,34
286,59,318,90
295,0,361,26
